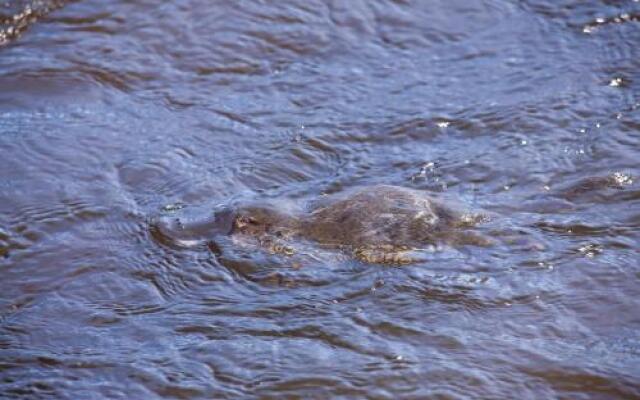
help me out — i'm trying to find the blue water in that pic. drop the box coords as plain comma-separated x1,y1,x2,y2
1,1,639,398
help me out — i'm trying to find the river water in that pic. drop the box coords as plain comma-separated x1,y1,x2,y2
1,0,639,398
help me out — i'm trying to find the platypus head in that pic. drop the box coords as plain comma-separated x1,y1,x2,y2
151,205,236,249
231,205,295,237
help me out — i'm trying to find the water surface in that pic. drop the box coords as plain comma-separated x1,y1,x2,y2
1,0,639,398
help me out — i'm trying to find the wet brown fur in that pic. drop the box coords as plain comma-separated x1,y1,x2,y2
231,185,488,264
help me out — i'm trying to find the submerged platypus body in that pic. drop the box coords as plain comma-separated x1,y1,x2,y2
154,185,489,264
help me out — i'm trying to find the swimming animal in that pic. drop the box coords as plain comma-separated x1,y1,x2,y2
153,185,490,264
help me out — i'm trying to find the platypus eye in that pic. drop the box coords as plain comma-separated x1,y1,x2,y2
237,216,259,226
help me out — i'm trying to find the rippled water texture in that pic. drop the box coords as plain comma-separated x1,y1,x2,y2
1,0,640,398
